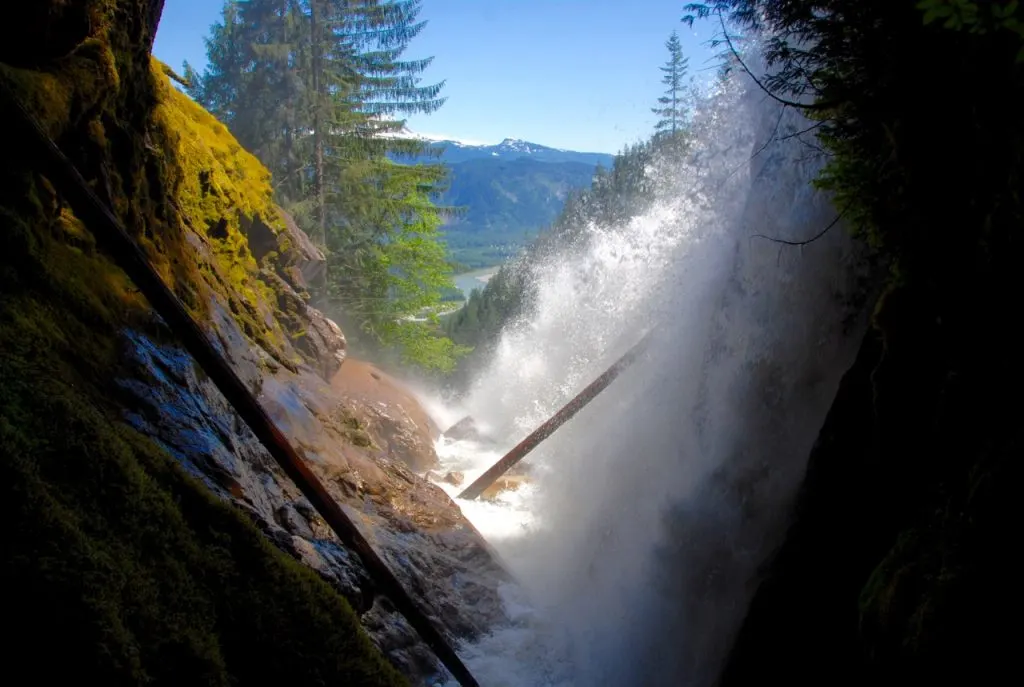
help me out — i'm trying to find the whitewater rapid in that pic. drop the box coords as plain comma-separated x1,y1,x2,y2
423,67,877,687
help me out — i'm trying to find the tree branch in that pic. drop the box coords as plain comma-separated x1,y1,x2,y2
160,62,192,89
716,12,834,112
723,104,786,183
751,208,847,247
779,120,826,141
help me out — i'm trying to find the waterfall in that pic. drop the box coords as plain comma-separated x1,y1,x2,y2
432,71,877,687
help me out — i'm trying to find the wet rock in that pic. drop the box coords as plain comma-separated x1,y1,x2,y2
480,474,530,501
116,296,508,684
303,308,347,379
442,416,481,442
332,360,441,471
442,471,465,487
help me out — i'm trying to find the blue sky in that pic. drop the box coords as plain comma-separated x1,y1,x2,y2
153,0,717,154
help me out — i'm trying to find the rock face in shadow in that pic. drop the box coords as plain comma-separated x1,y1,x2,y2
108,149,507,681
720,284,1019,687
0,3,508,680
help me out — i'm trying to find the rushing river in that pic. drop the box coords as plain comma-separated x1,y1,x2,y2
422,69,876,687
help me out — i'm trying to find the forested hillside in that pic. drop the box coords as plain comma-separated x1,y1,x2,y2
184,0,463,371
389,138,615,269
441,156,599,268
444,135,673,360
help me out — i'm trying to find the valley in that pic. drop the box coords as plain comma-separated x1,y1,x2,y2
398,137,615,269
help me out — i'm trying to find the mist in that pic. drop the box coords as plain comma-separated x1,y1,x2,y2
431,71,878,686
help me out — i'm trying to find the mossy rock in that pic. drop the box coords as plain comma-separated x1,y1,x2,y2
0,0,405,684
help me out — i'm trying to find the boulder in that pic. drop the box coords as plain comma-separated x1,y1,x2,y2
443,415,482,442
442,471,465,487
479,474,530,501
243,209,325,295
257,267,347,381
332,359,441,472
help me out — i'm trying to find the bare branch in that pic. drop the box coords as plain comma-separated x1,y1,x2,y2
723,104,786,183
751,208,847,247
779,120,826,141
795,135,830,156
160,62,192,89
274,164,315,190
716,12,834,112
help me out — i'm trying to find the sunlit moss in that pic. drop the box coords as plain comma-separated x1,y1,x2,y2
149,59,302,364
0,0,403,683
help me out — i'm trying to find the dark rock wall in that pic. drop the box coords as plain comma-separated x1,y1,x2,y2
0,1,507,684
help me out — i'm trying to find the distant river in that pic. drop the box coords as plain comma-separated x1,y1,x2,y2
454,267,498,300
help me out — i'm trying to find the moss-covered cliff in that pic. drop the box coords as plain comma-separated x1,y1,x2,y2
0,1,504,684
0,2,402,683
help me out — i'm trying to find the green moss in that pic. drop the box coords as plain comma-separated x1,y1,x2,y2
147,59,298,363
0,299,405,685
0,1,406,683
342,416,376,448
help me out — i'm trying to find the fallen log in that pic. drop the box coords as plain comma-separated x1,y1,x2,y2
458,331,654,501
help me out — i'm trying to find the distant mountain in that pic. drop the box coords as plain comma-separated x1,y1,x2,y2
424,138,615,167
390,136,613,269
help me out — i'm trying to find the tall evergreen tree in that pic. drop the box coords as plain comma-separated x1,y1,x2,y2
186,0,464,371
652,31,690,136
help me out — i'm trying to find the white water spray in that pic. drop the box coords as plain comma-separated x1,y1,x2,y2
431,73,876,687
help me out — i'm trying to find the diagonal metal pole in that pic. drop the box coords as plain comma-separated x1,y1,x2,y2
1,78,479,687
458,331,654,501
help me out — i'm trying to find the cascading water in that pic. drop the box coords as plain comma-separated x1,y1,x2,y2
428,70,877,687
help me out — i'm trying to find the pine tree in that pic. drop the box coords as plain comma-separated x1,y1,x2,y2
318,0,459,367
652,31,690,136
186,0,465,371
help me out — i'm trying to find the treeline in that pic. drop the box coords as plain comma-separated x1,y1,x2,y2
185,0,464,371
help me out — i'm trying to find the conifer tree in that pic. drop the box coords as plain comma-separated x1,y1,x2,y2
652,31,690,136
186,0,464,371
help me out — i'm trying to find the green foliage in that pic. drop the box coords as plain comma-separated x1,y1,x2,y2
918,0,1024,61
189,0,463,371
341,172,471,370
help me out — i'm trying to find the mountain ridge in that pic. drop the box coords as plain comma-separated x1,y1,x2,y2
389,134,614,269
397,135,616,167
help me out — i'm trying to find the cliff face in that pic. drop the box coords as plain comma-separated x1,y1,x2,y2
717,5,1022,684
0,1,507,683
720,283,1018,686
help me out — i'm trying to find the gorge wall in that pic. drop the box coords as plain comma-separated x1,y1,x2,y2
716,3,1023,684
0,2,506,684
